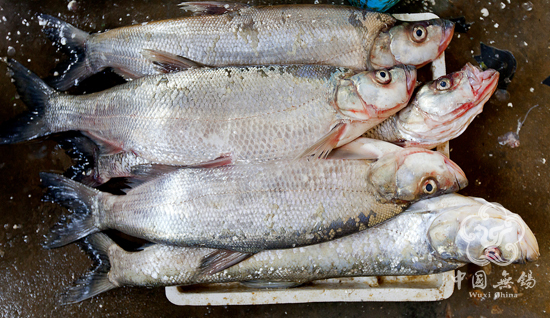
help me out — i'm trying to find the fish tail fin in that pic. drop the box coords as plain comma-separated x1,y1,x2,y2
37,14,92,90
40,172,104,249
61,233,118,304
0,59,55,144
55,134,103,187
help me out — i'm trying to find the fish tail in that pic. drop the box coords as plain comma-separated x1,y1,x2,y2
37,14,91,90
55,134,103,187
40,172,104,249
61,233,118,304
0,59,55,144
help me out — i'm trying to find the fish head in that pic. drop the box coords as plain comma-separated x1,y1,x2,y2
368,148,468,203
423,195,539,265
337,65,416,121
396,63,499,148
370,19,454,69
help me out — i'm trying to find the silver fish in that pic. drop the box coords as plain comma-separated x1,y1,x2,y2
1,60,416,165
60,193,538,304
364,63,499,148
41,139,467,256
37,5,454,90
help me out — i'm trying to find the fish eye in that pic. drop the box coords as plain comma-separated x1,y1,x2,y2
411,25,427,43
436,78,452,90
422,179,438,195
374,70,392,84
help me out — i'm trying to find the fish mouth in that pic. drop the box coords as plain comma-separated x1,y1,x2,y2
440,63,499,123
443,157,468,191
517,224,540,263
403,65,417,97
463,63,500,101
437,20,455,57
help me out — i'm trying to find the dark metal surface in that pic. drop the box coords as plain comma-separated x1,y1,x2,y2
0,0,548,316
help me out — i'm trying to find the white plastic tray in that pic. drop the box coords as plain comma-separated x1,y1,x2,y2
166,272,455,305
165,12,455,306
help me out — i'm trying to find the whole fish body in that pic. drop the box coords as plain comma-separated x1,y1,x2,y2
1,60,415,166
61,193,539,304
41,141,467,254
37,5,454,90
364,63,499,148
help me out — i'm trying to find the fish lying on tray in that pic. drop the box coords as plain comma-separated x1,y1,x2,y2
41,139,467,262
0,60,416,166
364,63,499,148
59,193,538,304
37,4,454,90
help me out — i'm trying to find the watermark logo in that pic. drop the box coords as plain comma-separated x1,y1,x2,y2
456,269,536,300
517,270,536,289
457,201,526,266
492,270,514,290
472,270,487,289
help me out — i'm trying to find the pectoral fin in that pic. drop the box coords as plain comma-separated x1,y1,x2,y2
141,49,206,73
296,122,347,160
196,250,253,277
81,131,124,156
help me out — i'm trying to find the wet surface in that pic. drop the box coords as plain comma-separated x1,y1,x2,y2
0,0,549,316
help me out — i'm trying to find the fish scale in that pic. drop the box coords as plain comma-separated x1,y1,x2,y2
45,65,350,165
363,115,401,141
105,159,402,252
87,6,390,77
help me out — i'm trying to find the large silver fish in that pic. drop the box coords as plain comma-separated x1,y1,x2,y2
1,60,415,165
60,193,539,304
37,4,454,90
41,139,467,257
364,63,499,148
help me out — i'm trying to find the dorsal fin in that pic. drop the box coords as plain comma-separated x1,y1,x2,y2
178,1,250,15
